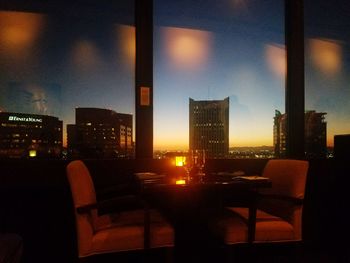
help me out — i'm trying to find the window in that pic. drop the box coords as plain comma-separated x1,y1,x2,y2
305,0,350,158
0,1,135,159
154,0,285,158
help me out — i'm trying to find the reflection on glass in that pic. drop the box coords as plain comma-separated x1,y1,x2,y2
0,2,135,159
162,27,213,71
305,0,350,158
309,38,342,77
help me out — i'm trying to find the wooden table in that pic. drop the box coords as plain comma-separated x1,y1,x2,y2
136,173,271,251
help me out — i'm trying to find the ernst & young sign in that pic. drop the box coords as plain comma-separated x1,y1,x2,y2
8,116,43,123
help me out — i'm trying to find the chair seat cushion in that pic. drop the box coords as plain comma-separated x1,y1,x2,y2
95,209,145,231
92,224,144,253
91,209,174,255
211,207,295,244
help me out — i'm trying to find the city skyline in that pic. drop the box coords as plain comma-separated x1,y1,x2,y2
0,107,332,157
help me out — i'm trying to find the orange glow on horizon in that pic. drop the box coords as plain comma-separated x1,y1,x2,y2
162,27,212,71
309,38,342,76
154,128,189,151
327,138,334,147
153,139,273,151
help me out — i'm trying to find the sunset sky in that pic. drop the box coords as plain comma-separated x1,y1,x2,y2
153,0,285,150
1,0,350,150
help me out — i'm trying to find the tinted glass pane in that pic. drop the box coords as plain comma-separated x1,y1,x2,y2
0,1,135,159
154,0,285,159
305,0,350,158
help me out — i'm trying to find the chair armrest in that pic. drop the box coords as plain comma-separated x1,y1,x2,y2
258,193,303,205
76,195,143,214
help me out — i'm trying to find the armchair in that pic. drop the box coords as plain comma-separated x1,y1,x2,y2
211,159,309,245
66,160,174,259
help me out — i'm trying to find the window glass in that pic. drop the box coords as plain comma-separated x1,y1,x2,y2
154,0,285,159
305,0,350,158
0,1,135,159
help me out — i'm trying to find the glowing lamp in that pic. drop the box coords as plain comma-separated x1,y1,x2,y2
175,179,186,185
175,156,186,167
29,150,37,157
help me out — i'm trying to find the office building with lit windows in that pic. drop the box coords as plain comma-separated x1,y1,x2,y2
67,108,133,158
189,97,229,158
274,110,327,158
273,110,287,158
0,112,63,158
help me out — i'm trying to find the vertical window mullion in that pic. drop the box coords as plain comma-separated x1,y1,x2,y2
285,0,305,159
135,0,153,158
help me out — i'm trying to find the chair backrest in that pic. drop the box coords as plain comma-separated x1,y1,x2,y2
260,159,309,240
66,160,98,257
262,159,309,199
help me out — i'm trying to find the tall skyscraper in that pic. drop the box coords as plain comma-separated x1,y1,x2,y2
274,110,327,158
189,97,229,158
305,111,327,158
67,108,133,158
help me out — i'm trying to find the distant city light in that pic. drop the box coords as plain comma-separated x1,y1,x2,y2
175,156,186,167
175,179,186,185
29,150,37,157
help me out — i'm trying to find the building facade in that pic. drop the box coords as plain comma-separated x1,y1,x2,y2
274,110,327,158
189,97,229,158
273,110,287,158
334,134,350,159
67,108,133,158
305,111,327,158
0,112,63,158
